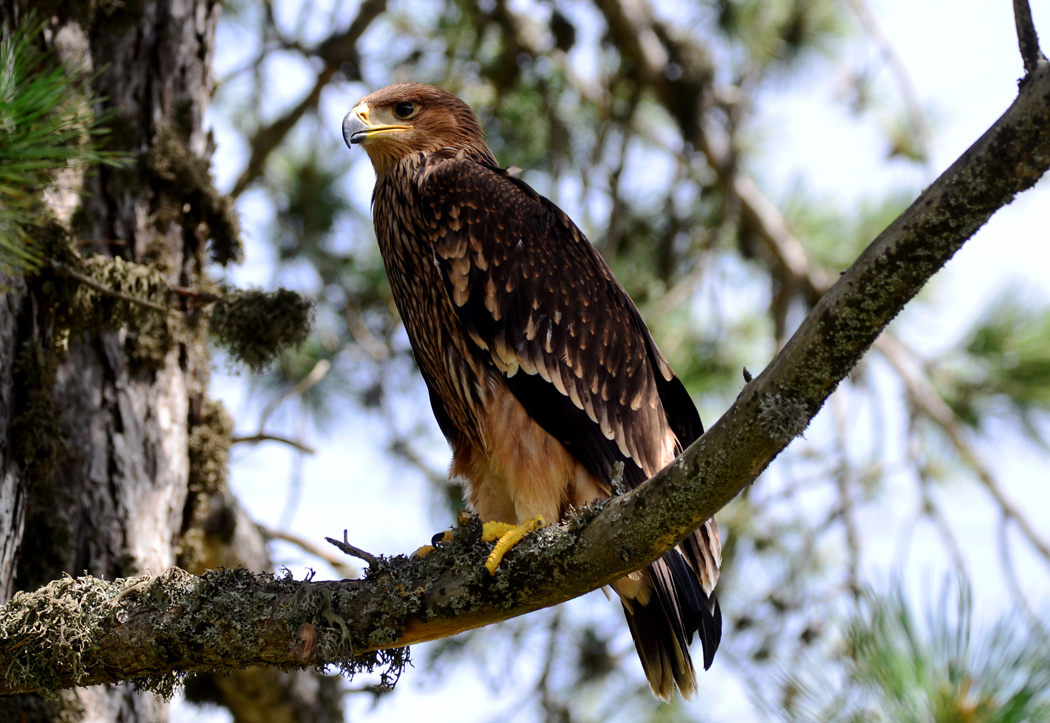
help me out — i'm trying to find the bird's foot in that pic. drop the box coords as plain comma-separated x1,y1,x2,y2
482,516,545,576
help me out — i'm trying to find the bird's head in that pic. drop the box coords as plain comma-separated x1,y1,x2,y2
342,83,491,176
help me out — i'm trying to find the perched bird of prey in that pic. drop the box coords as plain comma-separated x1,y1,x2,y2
342,83,722,699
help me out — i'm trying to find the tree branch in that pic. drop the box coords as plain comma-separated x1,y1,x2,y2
50,261,171,314
231,432,316,455
2,49,1049,702
262,527,357,578
1014,0,1047,77
846,0,932,161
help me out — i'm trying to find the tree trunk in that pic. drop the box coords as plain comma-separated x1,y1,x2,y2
0,2,218,720
0,276,27,605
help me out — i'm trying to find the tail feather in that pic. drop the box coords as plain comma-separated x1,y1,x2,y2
617,526,722,699
621,596,693,700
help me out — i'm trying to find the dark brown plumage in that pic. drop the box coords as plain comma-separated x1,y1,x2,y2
343,82,722,699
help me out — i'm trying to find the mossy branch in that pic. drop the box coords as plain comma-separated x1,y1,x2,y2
52,261,171,313
1,45,1048,701
49,256,315,372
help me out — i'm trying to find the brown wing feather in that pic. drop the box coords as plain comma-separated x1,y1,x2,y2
418,153,678,484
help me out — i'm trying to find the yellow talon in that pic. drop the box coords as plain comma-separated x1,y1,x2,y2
480,521,519,542
483,516,545,576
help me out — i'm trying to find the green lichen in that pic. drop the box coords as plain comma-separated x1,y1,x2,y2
209,288,315,373
187,398,234,497
179,398,236,573
67,254,177,366
0,575,115,698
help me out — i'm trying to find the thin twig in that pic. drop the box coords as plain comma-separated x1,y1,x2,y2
920,484,969,578
229,0,387,197
262,527,358,577
609,461,627,497
325,530,379,568
830,393,861,597
230,70,333,197
51,261,171,313
346,305,390,361
75,238,128,246
1013,0,1047,77
171,285,223,304
344,684,394,699
996,513,1050,644
278,411,310,529
535,610,565,719
231,432,316,455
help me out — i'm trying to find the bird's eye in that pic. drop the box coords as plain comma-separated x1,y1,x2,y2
393,101,416,120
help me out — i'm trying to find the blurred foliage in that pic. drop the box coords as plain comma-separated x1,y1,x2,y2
198,0,1050,720
846,584,1050,723
784,187,913,271
936,291,1050,445
716,0,847,71
0,16,126,273
776,580,1050,722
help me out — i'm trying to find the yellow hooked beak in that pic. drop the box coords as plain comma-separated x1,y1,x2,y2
342,102,412,147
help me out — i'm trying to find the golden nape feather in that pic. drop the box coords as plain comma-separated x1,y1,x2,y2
343,82,722,699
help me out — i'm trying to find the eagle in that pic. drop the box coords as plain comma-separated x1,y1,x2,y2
342,83,722,699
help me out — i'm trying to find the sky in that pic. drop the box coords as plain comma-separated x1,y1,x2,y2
173,0,1050,720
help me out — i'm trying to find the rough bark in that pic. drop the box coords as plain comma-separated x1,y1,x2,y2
0,276,26,605
0,4,199,722
0,1,220,718
1,56,1048,698
0,4,347,721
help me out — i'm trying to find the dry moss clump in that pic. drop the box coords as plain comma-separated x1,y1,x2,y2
209,288,315,373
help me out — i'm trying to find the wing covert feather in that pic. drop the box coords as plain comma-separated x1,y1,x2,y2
417,155,700,487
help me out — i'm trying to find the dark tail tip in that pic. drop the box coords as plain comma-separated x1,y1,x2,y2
623,549,723,698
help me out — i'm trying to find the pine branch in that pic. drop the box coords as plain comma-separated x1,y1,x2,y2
875,334,1050,570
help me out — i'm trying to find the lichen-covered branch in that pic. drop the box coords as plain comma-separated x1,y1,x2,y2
1,44,1049,703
